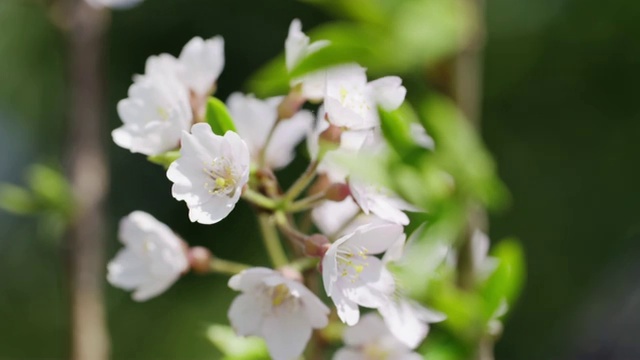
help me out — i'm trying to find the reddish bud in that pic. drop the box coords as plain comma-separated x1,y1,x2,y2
319,124,342,146
188,246,212,274
325,183,350,202
305,234,331,258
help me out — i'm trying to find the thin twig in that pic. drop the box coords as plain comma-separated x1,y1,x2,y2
63,1,110,359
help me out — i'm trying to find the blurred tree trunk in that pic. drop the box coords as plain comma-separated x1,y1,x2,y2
64,1,110,359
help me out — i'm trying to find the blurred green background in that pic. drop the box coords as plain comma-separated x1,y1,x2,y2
1,0,640,359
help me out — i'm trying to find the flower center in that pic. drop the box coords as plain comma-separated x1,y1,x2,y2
336,246,369,283
362,343,391,360
203,157,237,197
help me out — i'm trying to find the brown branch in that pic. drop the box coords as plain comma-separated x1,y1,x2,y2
63,1,110,360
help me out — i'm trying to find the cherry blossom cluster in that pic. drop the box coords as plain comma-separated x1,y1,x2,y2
107,19,452,360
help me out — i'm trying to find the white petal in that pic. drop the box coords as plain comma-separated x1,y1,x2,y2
107,249,147,290
345,223,404,255
262,311,312,360
291,282,330,329
228,293,266,336
379,299,429,349
228,267,276,291
132,274,178,302
332,290,360,326
226,92,278,157
341,257,395,308
265,110,313,169
285,19,308,71
179,36,225,97
367,76,406,111
342,313,389,346
333,348,364,360
311,197,360,236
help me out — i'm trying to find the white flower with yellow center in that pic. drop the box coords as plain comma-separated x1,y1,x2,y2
333,313,422,360
228,267,330,360
113,73,192,156
324,64,406,130
322,223,404,325
285,19,330,101
107,211,188,301
227,92,313,169
167,123,250,224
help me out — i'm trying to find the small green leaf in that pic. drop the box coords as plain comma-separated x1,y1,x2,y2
0,184,37,215
148,151,180,169
206,97,237,136
26,164,73,217
246,55,290,98
480,238,526,320
379,106,421,159
206,325,269,360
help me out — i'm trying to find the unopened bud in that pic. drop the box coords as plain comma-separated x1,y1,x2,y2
277,91,306,120
319,124,342,147
325,183,350,202
305,234,331,258
188,246,212,274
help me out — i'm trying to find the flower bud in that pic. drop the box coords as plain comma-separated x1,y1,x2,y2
188,246,212,274
325,183,350,202
319,123,342,147
305,234,331,258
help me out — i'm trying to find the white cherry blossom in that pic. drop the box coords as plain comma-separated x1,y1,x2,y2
324,64,406,130
228,267,329,360
322,223,404,325
113,73,192,156
285,19,330,101
227,92,313,169
167,123,250,224
333,313,422,360
140,36,224,101
107,211,188,301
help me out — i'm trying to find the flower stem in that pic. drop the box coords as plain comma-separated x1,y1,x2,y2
257,214,289,268
282,160,320,204
274,211,308,247
209,257,250,275
242,188,277,210
287,191,327,213
288,257,319,272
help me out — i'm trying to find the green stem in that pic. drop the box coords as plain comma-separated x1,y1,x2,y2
282,160,320,204
257,214,288,267
242,188,277,210
257,120,280,169
287,191,327,213
274,211,308,247
209,258,250,276
288,257,319,272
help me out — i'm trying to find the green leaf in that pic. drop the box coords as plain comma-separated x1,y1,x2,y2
206,97,237,136
147,151,180,169
418,94,509,210
0,184,37,215
206,325,269,360
246,55,290,98
379,105,422,160
26,164,73,218
480,238,526,319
